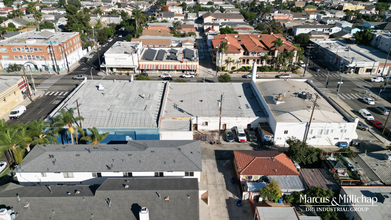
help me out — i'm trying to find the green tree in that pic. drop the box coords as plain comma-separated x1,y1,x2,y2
256,23,267,33
8,10,23,19
132,9,146,38
259,179,282,202
0,123,31,164
126,34,132,41
220,26,238,34
338,146,357,158
218,73,231,82
267,20,285,34
109,9,119,15
294,33,310,45
220,6,225,13
173,21,182,31
80,127,109,145
218,41,228,72
207,1,213,5
116,2,122,8
59,0,66,7
225,57,234,71
180,2,187,11
39,21,55,30
376,2,389,15
68,0,81,8
26,2,36,14
121,11,129,21
34,11,42,31
286,138,323,164
354,28,373,45
52,108,84,144
272,38,284,70
94,8,103,16
240,10,256,22
3,0,12,7
7,22,15,29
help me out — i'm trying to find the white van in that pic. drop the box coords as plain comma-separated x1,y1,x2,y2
234,126,247,142
9,105,26,119
359,109,374,121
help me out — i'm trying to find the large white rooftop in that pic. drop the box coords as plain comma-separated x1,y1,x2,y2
104,41,141,55
163,83,267,118
0,76,23,94
0,30,79,46
50,80,165,129
255,79,346,123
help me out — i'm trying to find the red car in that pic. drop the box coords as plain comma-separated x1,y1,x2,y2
370,120,384,130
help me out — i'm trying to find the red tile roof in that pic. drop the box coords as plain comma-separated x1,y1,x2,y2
205,27,215,32
234,151,299,176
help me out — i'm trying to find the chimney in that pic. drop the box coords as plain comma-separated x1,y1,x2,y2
139,207,150,220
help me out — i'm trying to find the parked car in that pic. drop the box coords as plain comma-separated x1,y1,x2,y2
233,126,246,142
0,161,7,173
299,61,307,68
159,73,171,78
359,109,375,120
362,97,375,105
72,74,87,80
161,76,172,81
79,57,88,63
225,130,234,142
119,35,123,37
9,105,26,119
313,66,320,72
374,106,390,115
371,77,384,82
108,38,113,42
350,139,360,147
370,120,385,130
276,74,291,79
357,121,369,131
243,73,258,78
337,141,349,148
246,130,257,142
180,73,195,78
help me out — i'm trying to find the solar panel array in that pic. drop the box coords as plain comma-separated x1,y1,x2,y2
144,49,157,61
156,50,166,61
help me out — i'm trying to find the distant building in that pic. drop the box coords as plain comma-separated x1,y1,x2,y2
293,24,342,36
202,12,244,23
0,76,29,119
1,17,29,28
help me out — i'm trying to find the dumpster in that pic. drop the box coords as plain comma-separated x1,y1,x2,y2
230,177,236,184
237,199,242,207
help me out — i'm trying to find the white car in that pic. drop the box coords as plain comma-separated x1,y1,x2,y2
108,38,113,42
362,97,375,105
119,35,123,38
371,77,384,82
243,73,258,78
159,73,171,78
181,73,195,78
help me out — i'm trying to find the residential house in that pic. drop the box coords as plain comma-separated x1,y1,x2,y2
293,24,342,36
342,26,361,35
169,5,183,14
331,30,351,39
291,12,307,21
137,35,196,47
233,151,300,186
336,21,353,28
268,11,293,21
0,7,26,16
15,140,202,186
0,76,29,119
41,7,58,14
316,12,332,22
309,30,327,38
42,14,56,21
131,38,172,48
202,12,244,23
342,3,365,11
0,178,200,220
304,5,317,12
181,24,196,33
306,12,318,20
101,15,121,24
320,17,340,25
142,29,174,36
157,12,175,21
174,14,185,21
295,1,306,7
383,11,391,21
186,13,197,20
225,8,241,14
1,18,29,28
328,9,345,19
371,33,391,53
362,22,391,30
211,34,298,69
359,5,376,14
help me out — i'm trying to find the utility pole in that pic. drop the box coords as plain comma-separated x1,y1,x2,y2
382,111,391,135
302,44,314,78
303,94,318,143
218,94,223,145
23,68,32,99
74,99,82,128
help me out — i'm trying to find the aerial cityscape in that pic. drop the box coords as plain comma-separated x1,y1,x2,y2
0,0,391,219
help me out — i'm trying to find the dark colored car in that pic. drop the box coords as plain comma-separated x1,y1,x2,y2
356,121,369,131
247,130,257,142
79,57,88,63
370,120,384,130
374,106,389,115
161,77,173,81
225,130,234,142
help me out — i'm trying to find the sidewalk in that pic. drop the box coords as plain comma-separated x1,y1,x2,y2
0,62,81,76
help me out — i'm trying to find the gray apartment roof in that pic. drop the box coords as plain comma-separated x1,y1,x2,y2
341,186,391,220
267,175,305,190
295,24,335,29
359,150,391,184
10,17,29,26
163,83,267,118
0,178,199,220
0,76,23,94
105,41,140,55
255,80,346,123
0,30,79,46
50,81,164,129
256,207,300,220
1,31,20,39
160,12,175,18
20,140,202,172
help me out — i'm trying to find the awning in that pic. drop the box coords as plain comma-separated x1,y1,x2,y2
140,64,157,69
176,64,197,70
158,64,175,70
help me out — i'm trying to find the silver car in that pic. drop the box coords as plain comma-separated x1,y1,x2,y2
72,74,87,80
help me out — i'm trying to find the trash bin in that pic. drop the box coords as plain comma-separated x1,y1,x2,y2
230,177,235,184
278,198,283,203
237,199,242,207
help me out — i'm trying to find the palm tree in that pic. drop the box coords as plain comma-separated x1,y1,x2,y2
272,38,284,69
52,108,84,144
94,8,103,16
27,120,59,146
80,127,109,145
0,123,30,164
263,54,269,66
132,9,146,38
109,9,119,15
225,57,234,72
34,11,42,31
218,41,228,72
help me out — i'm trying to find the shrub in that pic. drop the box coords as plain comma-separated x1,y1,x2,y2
232,66,236,70
283,194,294,203
135,75,151,80
218,73,231,82
217,67,221,71
222,66,226,71
175,79,186,82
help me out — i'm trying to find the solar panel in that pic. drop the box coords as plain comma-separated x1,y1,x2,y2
169,54,177,60
184,49,194,59
156,50,165,61
170,49,178,54
143,49,157,61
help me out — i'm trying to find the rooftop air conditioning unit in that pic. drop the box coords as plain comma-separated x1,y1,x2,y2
139,207,149,220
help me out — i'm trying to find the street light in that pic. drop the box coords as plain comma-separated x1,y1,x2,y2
90,67,94,80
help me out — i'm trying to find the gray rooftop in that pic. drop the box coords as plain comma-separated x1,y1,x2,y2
105,41,140,55
0,178,199,220
255,80,346,123
0,30,79,46
9,17,29,25
267,175,305,190
141,48,198,62
163,83,267,118
359,150,391,184
295,24,335,29
50,81,165,128
160,118,191,131
256,207,300,220
341,186,391,220
0,76,23,94
20,140,202,172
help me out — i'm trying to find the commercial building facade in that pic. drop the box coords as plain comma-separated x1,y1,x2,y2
0,76,29,118
102,41,143,73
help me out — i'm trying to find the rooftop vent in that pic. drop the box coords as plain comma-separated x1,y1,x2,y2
139,207,150,220
124,184,129,188
164,196,170,201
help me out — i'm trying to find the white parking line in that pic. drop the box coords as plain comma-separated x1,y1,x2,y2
45,92,51,95
350,93,361,99
63,92,68,95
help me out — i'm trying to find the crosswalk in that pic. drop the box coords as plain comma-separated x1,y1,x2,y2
36,75,63,90
338,93,365,100
44,91,69,96
313,72,343,78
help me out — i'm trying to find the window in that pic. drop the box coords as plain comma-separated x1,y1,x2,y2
0,48,7,53
14,55,18,59
318,129,323,135
202,121,208,126
284,130,288,134
310,129,313,135
40,56,44,59
154,172,164,177
27,55,31,60
92,172,102,177
92,173,97,177
34,48,37,52
29,47,33,52
41,173,47,177
324,129,329,135
11,48,15,52
36,56,39,59
63,172,74,178
123,172,133,177
70,41,72,45
16,48,20,52
25,47,29,53
38,48,42,52
2,55,9,60
21,48,24,52
23,55,26,60
185,172,194,176
19,55,22,59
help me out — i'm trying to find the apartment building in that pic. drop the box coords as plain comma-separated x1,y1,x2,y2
211,34,298,70
0,30,85,72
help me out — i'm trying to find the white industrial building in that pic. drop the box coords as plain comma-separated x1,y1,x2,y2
293,24,342,36
102,41,143,73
